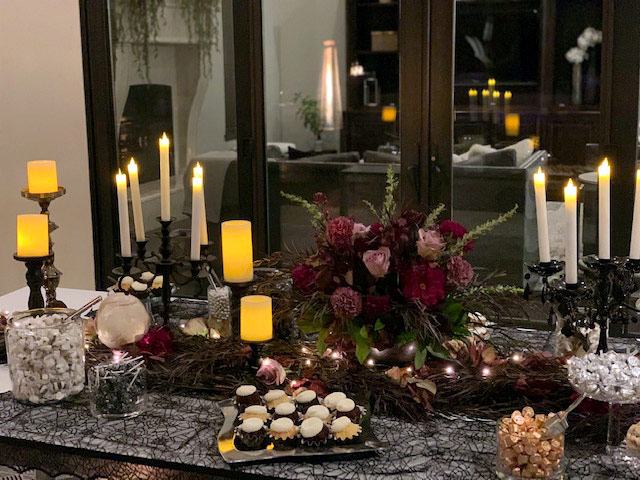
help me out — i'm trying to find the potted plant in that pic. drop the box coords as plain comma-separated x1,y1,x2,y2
293,92,324,152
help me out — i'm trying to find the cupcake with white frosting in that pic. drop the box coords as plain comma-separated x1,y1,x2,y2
268,417,298,449
335,398,363,424
235,417,267,450
150,275,164,296
294,389,319,414
235,385,262,412
239,405,269,422
304,405,332,423
272,401,300,423
140,271,155,286
118,276,134,292
264,389,291,410
323,391,347,410
130,281,149,300
331,416,362,444
299,417,329,447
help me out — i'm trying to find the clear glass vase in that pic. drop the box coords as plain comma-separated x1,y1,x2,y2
6,308,85,405
208,285,232,337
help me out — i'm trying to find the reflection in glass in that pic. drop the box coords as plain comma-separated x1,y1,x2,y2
109,0,237,268
452,0,604,286
263,0,401,251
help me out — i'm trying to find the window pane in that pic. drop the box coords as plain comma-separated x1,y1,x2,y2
452,0,604,286
262,0,401,251
109,0,237,266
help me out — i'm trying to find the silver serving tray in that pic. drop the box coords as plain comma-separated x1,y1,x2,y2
217,398,387,464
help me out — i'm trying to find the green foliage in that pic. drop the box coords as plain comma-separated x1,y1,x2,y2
450,204,519,254
280,191,326,233
293,92,324,139
348,321,371,364
395,330,417,346
414,344,428,369
374,318,385,331
423,204,446,228
179,0,221,78
381,166,399,226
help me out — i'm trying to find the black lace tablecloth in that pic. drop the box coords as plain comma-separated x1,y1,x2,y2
0,389,639,480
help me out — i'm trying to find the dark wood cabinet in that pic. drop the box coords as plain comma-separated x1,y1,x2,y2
541,109,600,166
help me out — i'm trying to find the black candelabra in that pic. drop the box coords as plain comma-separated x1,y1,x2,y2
14,253,53,310
525,256,640,353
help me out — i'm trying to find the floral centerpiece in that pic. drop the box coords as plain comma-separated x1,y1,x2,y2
280,168,517,369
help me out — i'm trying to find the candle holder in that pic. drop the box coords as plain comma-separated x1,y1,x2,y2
13,253,53,310
112,253,140,280
136,240,149,267
21,186,66,307
156,216,175,326
526,255,640,353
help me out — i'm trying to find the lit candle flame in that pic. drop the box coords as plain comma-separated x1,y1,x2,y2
533,167,545,185
598,157,610,176
159,132,170,147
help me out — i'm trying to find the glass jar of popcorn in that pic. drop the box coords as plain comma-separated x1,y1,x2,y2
6,308,85,405
496,408,566,479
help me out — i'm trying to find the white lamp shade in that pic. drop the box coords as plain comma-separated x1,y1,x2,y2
318,40,343,131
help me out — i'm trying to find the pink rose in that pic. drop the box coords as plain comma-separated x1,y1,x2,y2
352,223,370,240
447,255,474,287
362,247,391,278
326,216,355,249
256,357,286,386
416,228,445,260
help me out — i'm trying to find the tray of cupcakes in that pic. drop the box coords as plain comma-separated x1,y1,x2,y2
216,385,387,463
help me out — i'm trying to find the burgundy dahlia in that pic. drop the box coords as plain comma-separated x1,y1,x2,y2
363,295,391,319
292,264,316,293
402,263,446,307
330,287,362,319
326,216,355,249
446,255,474,288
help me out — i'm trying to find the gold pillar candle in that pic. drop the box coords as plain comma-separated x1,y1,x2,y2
16,214,49,257
27,160,58,194
221,220,253,283
240,295,273,342
381,105,397,123
505,113,520,137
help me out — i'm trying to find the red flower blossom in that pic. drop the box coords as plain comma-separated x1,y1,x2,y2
330,287,362,318
312,192,328,206
363,295,391,319
292,264,316,293
439,220,474,252
326,216,355,249
446,255,474,287
136,327,174,360
402,263,446,307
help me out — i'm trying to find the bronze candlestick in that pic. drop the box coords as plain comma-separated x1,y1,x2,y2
21,186,66,307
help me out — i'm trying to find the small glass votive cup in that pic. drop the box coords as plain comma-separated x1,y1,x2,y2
88,354,147,419
496,417,565,479
208,285,232,337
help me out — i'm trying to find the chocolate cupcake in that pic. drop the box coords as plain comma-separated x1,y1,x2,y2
299,417,330,448
140,271,155,286
335,398,363,424
294,389,319,414
239,405,269,422
235,385,262,412
264,389,291,410
331,416,362,445
268,417,298,449
273,401,300,423
235,417,267,450
150,275,164,296
304,405,332,423
323,391,347,410
130,281,149,300
118,276,134,292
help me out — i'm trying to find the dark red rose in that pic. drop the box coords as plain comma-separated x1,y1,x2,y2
292,264,316,293
370,223,384,236
439,220,473,252
137,327,174,360
312,192,328,206
439,220,467,239
326,216,355,249
363,295,391,319
402,263,446,307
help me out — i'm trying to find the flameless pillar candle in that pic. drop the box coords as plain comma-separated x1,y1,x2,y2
492,91,501,123
468,89,478,120
240,295,273,342
190,176,203,261
16,214,49,257
481,89,490,121
127,158,145,241
533,168,551,262
505,113,520,137
193,162,208,244
488,78,496,95
221,220,253,283
159,133,171,221
598,158,611,260
27,160,58,194
630,170,640,259
504,91,512,113
116,170,132,257
564,179,578,284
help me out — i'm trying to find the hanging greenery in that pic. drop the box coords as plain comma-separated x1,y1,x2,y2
112,0,166,83
178,0,221,78
112,0,221,84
